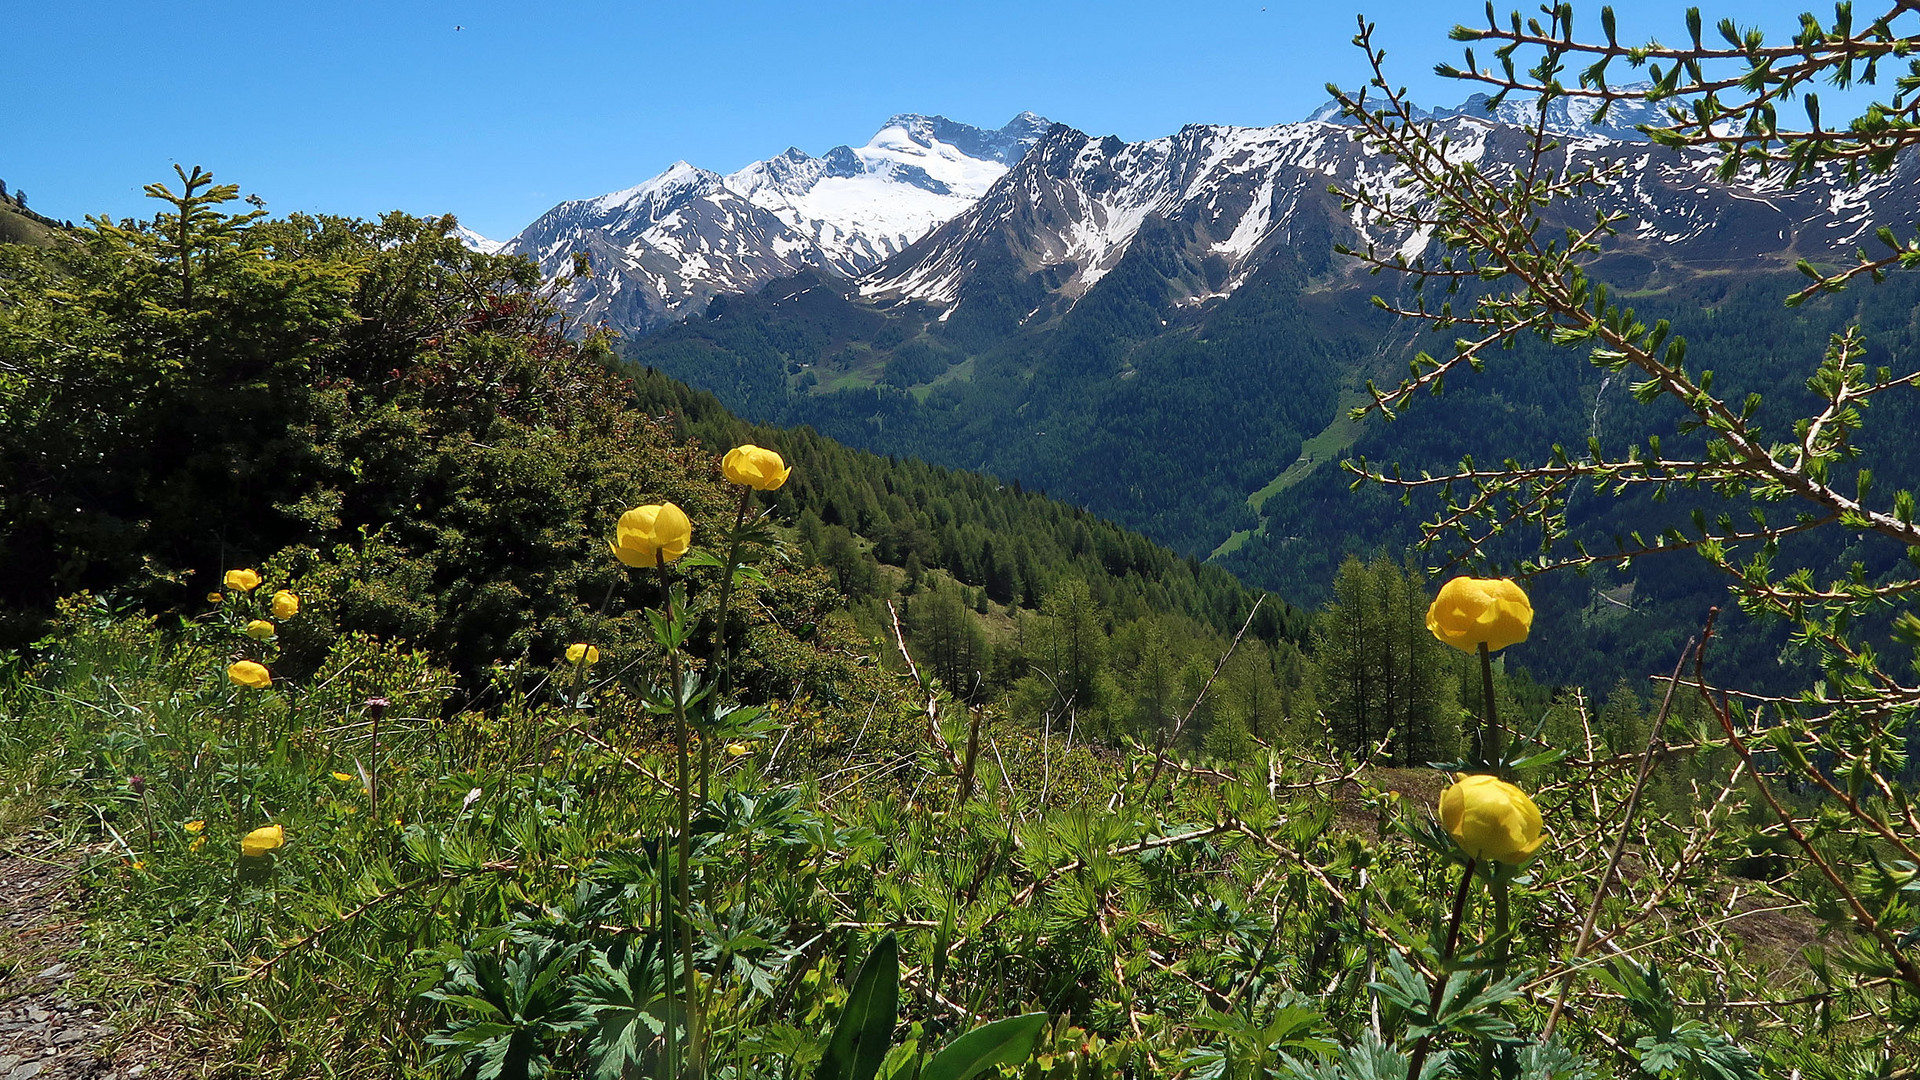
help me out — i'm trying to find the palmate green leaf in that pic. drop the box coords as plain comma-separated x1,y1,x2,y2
1369,951,1432,1020
921,1012,1049,1080
817,933,898,1080
424,940,588,1080
1515,1041,1598,1080
573,937,673,1080
1274,1032,1440,1080
1633,1021,1763,1080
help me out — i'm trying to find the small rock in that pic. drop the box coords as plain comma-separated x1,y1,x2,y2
127,1067,147,1078
24,1008,48,1024
33,964,69,981
53,1029,88,1045
8,1061,46,1080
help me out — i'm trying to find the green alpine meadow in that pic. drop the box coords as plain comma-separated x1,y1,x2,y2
4,3,1920,1078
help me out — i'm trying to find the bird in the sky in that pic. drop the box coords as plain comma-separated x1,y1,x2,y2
454,24,465,31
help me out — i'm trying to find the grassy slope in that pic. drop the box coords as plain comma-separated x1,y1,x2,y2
0,203,60,246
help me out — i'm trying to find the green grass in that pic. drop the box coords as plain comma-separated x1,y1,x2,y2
0,204,59,247
1208,395,1367,561
0,591,1876,1079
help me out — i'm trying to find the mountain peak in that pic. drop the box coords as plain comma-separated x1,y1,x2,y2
592,160,723,213
1306,84,1663,139
868,112,1054,166
501,110,1057,332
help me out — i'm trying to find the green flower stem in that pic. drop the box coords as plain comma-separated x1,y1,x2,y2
703,485,755,804
659,834,678,1078
1405,857,1476,1080
710,486,755,689
1478,642,1502,778
657,557,702,1076
1490,869,1511,972
1476,868,1517,1079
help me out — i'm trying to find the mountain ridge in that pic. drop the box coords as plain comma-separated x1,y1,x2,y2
497,112,1055,331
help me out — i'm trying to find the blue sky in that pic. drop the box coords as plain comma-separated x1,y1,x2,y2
3,1,1862,239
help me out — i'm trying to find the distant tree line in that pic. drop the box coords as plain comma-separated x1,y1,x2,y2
625,367,1308,646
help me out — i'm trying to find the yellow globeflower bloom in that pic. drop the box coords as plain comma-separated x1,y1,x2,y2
331,771,355,783
246,619,277,640
1425,576,1533,653
183,819,206,835
611,502,692,567
227,660,272,689
272,590,300,618
224,568,263,592
726,742,751,758
241,823,286,857
206,592,224,604
566,643,600,665
1438,774,1545,865
721,444,792,491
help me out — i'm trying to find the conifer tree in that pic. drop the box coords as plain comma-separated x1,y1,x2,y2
1312,556,1456,762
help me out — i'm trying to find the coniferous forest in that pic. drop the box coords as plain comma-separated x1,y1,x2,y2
6,5,1920,1080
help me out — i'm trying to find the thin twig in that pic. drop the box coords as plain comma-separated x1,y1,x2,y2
1541,636,1692,1042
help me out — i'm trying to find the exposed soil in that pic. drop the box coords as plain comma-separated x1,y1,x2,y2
0,838,186,1080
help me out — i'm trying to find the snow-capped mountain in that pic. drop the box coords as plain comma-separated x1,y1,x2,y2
504,95,1918,338
500,113,1052,332
860,103,1919,312
1307,83,1667,141
454,225,505,255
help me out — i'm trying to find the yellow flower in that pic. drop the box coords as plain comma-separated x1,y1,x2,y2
566,643,600,665
1438,774,1545,865
611,502,692,567
130,860,146,871
272,590,300,618
726,742,751,758
224,568,262,592
331,771,355,783
227,660,272,689
183,820,206,835
721,444,792,491
206,592,224,604
189,836,205,852
246,619,277,640
240,823,286,857
1425,576,1532,653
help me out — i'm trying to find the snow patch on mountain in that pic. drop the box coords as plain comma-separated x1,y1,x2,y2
724,114,1041,272
1308,83,1664,140
454,225,505,255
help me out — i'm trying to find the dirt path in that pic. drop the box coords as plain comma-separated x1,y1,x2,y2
0,840,172,1080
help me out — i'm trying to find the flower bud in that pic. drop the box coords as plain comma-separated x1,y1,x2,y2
1438,774,1545,865
1426,576,1532,653
611,502,692,567
721,444,792,491
241,823,286,857
227,660,272,689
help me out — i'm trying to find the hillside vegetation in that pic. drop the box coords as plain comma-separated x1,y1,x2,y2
3,63,1917,1071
